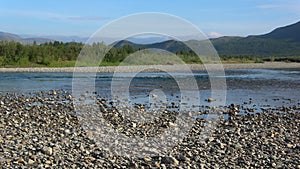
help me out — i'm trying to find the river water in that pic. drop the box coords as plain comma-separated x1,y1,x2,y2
0,68,300,109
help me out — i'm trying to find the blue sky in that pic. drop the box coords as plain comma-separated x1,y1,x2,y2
1,0,300,38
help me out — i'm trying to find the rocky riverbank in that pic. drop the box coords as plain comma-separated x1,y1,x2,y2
0,90,299,168
0,62,300,73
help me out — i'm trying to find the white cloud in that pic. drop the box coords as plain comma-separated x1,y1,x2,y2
207,32,224,38
67,16,109,21
257,3,300,12
0,9,108,22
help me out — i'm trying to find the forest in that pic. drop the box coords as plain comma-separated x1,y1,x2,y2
0,40,299,67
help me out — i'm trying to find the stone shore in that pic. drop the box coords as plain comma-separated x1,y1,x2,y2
0,62,299,73
0,90,299,168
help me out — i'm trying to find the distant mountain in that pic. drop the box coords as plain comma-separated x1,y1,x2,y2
2,20,300,56
127,36,171,44
112,39,192,53
211,36,300,56
0,32,21,41
210,36,243,45
0,32,53,45
111,21,300,56
22,38,54,45
111,40,190,53
146,40,190,53
112,40,144,49
211,21,300,56
256,21,300,43
20,34,88,43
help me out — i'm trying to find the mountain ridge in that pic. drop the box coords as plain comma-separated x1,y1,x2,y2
0,32,53,45
1,21,300,56
254,21,300,42
111,21,300,56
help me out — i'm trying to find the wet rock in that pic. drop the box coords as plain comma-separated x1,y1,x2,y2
207,98,215,102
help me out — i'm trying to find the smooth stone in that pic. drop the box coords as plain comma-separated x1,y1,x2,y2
28,159,35,165
143,157,152,162
42,146,53,155
168,122,176,127
65,129,71,135
17,158,24,163
131,122,137,128
207,98,215,102
208,137,214,142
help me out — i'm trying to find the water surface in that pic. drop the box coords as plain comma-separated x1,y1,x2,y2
0,68,299,109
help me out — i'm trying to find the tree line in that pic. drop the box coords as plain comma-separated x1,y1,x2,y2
0,41,202,67
0,41,83,66
0,40,299,67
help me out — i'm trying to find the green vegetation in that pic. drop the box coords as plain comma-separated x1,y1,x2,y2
1,21,300,67
0,41,83,67
0,41,202,67
212,37,300,57
0,40,300,68
221,55,300,63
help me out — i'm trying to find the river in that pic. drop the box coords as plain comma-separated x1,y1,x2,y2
0,68,299,110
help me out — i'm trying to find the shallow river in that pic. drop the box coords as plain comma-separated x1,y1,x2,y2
0,68,299,109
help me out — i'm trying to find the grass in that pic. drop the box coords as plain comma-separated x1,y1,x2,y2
48,61,76,67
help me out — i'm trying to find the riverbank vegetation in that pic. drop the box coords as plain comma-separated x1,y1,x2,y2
0,41,299,67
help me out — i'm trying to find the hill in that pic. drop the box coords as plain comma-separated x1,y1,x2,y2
112,21,300,57
211,36,300,56
256,21,300,42
0,32,53,45
112,40,144,49
212,21,300,56
0,32,22,41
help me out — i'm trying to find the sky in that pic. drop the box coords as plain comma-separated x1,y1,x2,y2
1,0,300,39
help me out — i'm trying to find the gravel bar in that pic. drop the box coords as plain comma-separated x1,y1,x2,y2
0,90,299,168
0,62,300,73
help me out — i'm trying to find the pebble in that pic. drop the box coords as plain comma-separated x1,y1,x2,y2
65,129,71,135
43,146,53,156
161,156,179,166
208,137,214,142
161,164,167,169
28,159,35,165
17,158,24,163
207,98,215,102
143,157,151,162
168,122,176,127
0,90,299,168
